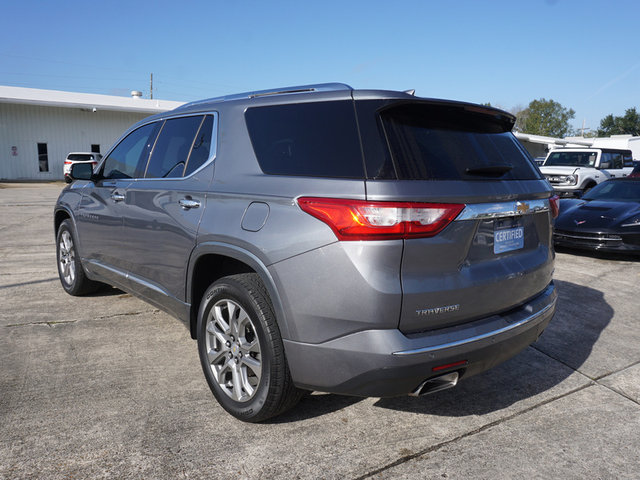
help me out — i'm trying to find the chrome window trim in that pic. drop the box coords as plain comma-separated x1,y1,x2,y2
392,295,556,356
455,199,550,221
96,111,219,182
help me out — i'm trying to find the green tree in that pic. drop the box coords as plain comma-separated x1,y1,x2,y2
518,98,575,137
597,108,640,136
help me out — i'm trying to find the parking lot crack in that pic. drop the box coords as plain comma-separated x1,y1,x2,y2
5,320,77,327
353,383,593,480
3,310,160,328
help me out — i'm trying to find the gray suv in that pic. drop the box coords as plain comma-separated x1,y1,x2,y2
55,83,558,422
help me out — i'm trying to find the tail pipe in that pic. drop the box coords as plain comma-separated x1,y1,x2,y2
409,372,459,397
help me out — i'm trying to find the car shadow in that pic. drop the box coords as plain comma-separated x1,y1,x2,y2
271,279,612,421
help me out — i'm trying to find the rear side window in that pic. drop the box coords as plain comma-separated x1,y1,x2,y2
379,103,540,180
184,115,214,176
245,101,364,178
623,152,634,167
145,116,205,178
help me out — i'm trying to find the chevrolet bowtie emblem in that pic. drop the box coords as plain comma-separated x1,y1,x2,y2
516,202,530,215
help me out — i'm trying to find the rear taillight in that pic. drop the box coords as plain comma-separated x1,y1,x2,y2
297,197,465,241
64,161,73,165
549,195,560,219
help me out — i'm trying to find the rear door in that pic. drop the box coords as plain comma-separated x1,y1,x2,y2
119,114,215,314
356,99,555,333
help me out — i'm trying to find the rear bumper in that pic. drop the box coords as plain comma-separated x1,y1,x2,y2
284,282,557,397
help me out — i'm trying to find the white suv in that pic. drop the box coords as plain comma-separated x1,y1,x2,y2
540,148,634,196
63,152,102,183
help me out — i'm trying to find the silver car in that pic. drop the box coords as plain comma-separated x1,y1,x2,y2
55,83,558,421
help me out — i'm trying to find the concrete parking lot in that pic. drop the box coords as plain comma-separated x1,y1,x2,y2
1,183,639,479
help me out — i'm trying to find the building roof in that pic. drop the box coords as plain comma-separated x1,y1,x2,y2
0,85,184,114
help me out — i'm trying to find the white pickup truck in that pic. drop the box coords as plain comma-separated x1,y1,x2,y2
540,148,635,197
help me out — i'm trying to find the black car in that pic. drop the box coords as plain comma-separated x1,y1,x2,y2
554,178,640,253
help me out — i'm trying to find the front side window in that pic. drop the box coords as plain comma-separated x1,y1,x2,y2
145,116,207,178
102,123,158,179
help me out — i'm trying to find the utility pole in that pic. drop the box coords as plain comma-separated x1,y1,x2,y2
150,73,153,99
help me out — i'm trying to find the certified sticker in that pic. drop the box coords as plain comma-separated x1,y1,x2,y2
494,226,524,254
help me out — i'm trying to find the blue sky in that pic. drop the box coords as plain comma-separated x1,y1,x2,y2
2,0,639,133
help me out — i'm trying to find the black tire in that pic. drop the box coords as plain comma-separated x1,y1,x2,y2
197,273,303,422
56,219,101,296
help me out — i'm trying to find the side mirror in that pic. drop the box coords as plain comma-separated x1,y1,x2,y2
599,161,611,169
69,162,94,181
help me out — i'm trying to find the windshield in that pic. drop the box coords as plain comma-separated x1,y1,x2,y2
583,180,640,203
545,151,597,167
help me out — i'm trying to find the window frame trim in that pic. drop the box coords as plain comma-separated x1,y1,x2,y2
95,111,219,182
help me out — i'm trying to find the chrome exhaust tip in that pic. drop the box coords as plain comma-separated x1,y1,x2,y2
409,372,459,397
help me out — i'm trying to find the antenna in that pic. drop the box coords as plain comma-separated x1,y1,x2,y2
150,73,153,100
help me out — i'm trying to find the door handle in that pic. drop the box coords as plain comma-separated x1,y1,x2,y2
111,193,125,202
179,198,201,210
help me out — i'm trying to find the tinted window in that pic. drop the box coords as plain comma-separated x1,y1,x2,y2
145,116,204,178
246,101,364,178
184,115,214,176
103,123,158,179
380,103,540,180
67,154,94,161
623,153,634,167
601,151,623,169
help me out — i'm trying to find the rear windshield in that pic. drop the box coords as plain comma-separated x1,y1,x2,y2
67,154,94,161
379,103,540,180
545,151,597,167
245,101,364,178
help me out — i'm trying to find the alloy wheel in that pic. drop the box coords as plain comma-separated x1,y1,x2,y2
205,299,262,402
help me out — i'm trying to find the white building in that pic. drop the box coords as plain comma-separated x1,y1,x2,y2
0,86,184,181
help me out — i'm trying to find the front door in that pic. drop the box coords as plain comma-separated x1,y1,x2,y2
75,122,159,286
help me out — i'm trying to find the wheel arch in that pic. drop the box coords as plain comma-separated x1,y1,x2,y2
54,207,73,234
187,243,290,341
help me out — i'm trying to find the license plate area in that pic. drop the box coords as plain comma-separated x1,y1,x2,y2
494,218,524,254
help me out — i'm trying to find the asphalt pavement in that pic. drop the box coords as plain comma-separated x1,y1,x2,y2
1,183,638,479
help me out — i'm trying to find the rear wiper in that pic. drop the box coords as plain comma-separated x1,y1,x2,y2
465,164,513,177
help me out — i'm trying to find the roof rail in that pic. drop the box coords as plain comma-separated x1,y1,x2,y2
176,83,352,110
